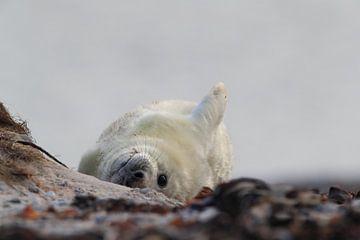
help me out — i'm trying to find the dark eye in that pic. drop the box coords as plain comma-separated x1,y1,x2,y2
157,174,167,188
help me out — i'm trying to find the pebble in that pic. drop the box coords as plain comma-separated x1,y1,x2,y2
140,188,151,194
46,191,56,198
28,185,39,193
58,181,68,187
74,188,85,194
8,198,21,204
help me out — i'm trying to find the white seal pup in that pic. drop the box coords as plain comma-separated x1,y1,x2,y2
78,82,232,202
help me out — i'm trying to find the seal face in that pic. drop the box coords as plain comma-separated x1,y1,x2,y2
78,82,233,202
108,152,152,188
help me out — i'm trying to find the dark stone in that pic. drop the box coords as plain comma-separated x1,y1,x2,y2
8,198,21,204
71,195,98,210
208,178,270,218
28,185,40,193
328,187,352,204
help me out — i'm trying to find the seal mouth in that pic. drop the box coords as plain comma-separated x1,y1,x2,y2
110,153,152,188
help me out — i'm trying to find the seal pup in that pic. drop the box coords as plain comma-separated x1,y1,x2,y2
78,82,233,202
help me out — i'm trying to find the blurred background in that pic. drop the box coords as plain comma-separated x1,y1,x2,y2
1,1,360,184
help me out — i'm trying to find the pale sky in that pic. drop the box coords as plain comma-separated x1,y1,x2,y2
1,1,360,182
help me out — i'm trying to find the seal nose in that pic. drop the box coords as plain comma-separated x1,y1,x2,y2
124,169,146,188
133,170,144,179
112,153,151,188
123,169,147,187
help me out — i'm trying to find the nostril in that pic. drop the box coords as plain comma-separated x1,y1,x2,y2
134,171,144,179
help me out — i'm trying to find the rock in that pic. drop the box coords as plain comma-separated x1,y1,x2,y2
28,185,39,193
208,178,270,218
328,186,353,204
46,191,56,198
8,198,21,204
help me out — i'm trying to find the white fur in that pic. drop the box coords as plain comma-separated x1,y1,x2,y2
78,82,233,202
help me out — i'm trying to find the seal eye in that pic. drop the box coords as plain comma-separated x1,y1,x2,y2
157,174,167,188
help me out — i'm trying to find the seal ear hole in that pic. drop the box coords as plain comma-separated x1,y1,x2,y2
157,174,167,188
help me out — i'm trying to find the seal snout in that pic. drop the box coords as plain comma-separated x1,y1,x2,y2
123,167,148,188
122,169,146,187
111,153,152,188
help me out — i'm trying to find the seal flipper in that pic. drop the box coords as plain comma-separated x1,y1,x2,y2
191,82,227,132
78,146,101,176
